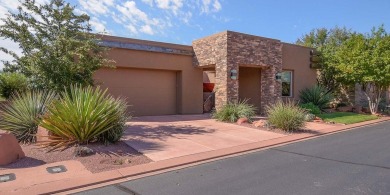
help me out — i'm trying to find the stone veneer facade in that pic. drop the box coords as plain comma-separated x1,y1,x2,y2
193,31,283,114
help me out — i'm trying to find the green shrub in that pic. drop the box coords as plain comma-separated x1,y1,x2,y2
40,85,128,149
212,100,256,122
267,101,307,131
0,72,28,99
299,85,333,109
0,90,57,143
300,102,321,115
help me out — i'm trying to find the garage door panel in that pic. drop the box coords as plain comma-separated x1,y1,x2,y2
95,68,177,116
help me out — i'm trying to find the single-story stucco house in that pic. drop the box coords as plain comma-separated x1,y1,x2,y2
93,31,318,116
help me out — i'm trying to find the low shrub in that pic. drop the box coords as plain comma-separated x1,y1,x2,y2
304,113,316,122
0,90,57,143
300,102,321,115
267,101,307,131
212,99,256,123
299,85,333,109
0,72,28,99
40,85,128,150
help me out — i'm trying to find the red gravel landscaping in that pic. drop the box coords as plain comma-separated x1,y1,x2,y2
0,141,152,173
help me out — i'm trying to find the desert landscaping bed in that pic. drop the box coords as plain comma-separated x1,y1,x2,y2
0,141,152,173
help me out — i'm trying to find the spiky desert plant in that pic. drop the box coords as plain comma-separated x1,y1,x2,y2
40,85,128,150
299,85,333,109
0,90,57,143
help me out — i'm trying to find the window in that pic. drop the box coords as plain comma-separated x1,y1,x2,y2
281,71,292,97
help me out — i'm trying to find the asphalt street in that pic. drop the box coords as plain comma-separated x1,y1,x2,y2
76,121,390,195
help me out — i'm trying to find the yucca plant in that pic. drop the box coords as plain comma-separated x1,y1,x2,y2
40,85,128,150
299,85,333,109
212,99,256,122
267,100,307,131
0,90,57,143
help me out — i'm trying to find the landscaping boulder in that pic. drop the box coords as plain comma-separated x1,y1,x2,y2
253,119,267,128
0,133,25,165
236,117,248,125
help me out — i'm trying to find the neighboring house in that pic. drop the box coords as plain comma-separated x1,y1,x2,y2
94,31,317,116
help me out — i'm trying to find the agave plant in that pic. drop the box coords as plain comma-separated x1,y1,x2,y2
40,85,129,150
0,90,57,143
299,85,333,110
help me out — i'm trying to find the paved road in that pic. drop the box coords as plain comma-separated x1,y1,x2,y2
76,121,390,195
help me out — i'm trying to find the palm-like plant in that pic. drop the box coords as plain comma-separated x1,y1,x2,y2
40,85,128,150
299,85,333,109
0,90,57,143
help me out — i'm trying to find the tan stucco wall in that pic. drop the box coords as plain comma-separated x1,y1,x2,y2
94,36,203,116
282,43,317,101
239,67,262,112
203,71,216,83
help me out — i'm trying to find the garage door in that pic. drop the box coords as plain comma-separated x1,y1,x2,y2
95,68,177,116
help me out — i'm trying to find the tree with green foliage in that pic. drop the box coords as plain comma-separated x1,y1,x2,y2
0,0,112,92
296,27,352,93
335,26,390,114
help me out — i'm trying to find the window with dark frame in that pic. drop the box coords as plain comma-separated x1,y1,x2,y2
281,71,292,97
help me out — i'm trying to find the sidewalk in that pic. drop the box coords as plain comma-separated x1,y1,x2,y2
0,117,389,194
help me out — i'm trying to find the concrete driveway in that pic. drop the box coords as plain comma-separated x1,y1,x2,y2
123,114,285,161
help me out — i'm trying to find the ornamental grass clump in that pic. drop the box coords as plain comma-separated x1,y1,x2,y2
40,85,128,150
267,101,307,132
0,90,57,143
212,99,256,123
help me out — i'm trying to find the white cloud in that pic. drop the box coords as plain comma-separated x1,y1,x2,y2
125,24,138,34
213,0,221,12
116,1,149,24
140,25,154,35
154,0,183,15
90,17,111,34
199,0,222,14
181,11,192,24
115,1,166,35
78,0,114,15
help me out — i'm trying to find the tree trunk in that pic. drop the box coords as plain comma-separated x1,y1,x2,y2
362,83,383,115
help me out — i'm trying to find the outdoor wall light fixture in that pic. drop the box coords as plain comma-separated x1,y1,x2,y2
0,173,16,183
275,72,282,82
230,69,238,80
46,165,67,174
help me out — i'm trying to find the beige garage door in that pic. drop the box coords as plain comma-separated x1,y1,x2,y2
95,68,177,116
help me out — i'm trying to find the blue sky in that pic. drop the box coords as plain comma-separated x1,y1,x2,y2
0,0,389,67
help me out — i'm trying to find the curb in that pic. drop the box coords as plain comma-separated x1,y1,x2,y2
4,117,390,194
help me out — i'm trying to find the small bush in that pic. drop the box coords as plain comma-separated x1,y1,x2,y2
40,85,128,150
299,85,333,109
304,113,316,122
267,101,307,131
212,100,256,122
0,90,57,143
300,102,321,115
0,72,28,99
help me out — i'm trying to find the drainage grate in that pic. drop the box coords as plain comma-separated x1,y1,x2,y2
0,173,16,182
